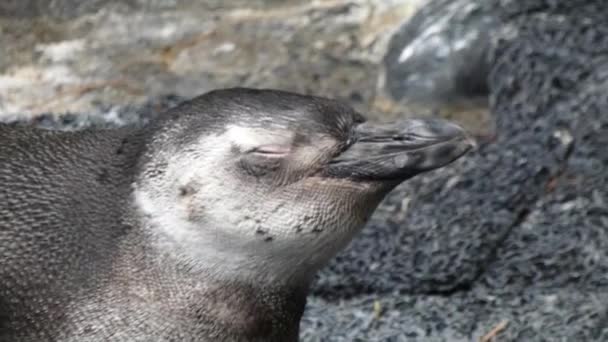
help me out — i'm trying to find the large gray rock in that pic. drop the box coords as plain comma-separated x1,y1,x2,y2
0,0,424,119
379,0,497,136
383,0,496,105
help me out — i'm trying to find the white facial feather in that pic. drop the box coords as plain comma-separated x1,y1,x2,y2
134,126,382,285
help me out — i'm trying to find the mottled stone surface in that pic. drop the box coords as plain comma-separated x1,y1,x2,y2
383,0,494,104
2,0,608,341
380,0,497,136
0,0,430,122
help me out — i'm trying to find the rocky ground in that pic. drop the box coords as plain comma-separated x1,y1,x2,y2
2,0,607,341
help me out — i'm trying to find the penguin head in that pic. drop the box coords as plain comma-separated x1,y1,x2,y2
134,88,474,283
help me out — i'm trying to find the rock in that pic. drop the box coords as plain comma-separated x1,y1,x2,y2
1,95,183,130
0,0,304,20
0,0,425,121
309,0,608,340
379,0,499,135
383,0,496,103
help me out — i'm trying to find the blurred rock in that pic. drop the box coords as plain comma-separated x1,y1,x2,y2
0,0,431,125
379,0,498,135
0,0,307,19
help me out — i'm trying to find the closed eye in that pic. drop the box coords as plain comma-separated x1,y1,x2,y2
248,145,291,157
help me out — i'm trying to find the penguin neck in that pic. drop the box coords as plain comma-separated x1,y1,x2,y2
185,279,308,341
122,215,310,340
128,167,316,339
131,184,320,286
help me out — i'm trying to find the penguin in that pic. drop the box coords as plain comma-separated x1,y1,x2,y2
0,88,473,341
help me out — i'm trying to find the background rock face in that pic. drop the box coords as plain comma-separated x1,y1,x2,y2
0,0,428,121
380,0,496,138
2,0,608,341
383,0,494,105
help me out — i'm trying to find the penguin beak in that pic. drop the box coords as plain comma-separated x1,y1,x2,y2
325,118,475,181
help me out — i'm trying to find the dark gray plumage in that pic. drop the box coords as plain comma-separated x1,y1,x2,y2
0,88,473,341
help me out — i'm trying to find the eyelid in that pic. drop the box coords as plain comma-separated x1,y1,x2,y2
249,145,291,156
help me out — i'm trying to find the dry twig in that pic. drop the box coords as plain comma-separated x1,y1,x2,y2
479,320,509,342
